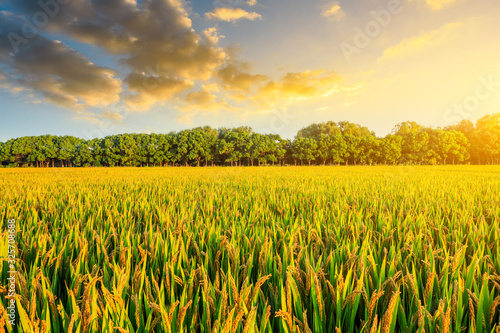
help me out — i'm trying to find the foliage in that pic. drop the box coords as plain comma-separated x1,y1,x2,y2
1,114,499,167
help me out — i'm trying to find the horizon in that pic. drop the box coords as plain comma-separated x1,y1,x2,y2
1,0,499,142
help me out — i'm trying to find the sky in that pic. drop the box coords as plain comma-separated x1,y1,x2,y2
0,0,499,142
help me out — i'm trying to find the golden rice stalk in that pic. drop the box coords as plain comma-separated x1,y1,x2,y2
337,268,345,298
67,314,75,333
250,275,272,303
469,298,476,333
286,272,292,317
293,268,306,295
451,281,458,321
433,300,445,321
222,308,236,333
191,301,199,327
243,306,257,333
152,276,161,299
313,271,324,319
0,304,7,333
29,290,37,323
441,307,451,333
17,272,28,295
490,296,500,324
302,310,312,333
424,273,436,304
177,300,193,328
368,290,385,324
46,290,57,318
406,274,419,301
102,286,118,315
467,289,479,306
221,288,228,320
149,314,161,332
451,247,465,273
305,265,311,294
149,302,161,313
276,310,294,331
231,310,245,333
165,265,171,292
167,300,180,330
370,314,378,333
326,280,335,298
145,278,154,303
263,305,271,327
342,290,363,310
212,319,219,333
230,275,240,311
381,291,400,333
276,255,283,276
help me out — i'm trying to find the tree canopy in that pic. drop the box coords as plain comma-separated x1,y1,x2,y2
1,114,499,167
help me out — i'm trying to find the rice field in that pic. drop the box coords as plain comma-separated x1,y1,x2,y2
1,166,500,333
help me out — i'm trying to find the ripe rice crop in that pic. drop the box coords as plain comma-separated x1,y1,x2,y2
1,166,499,332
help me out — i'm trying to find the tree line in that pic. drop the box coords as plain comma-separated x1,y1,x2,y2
1,114,499,167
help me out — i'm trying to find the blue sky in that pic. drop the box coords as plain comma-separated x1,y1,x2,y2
1,0,499,142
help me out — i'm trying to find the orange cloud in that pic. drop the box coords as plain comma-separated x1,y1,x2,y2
206,7,262,22
321,2,345,21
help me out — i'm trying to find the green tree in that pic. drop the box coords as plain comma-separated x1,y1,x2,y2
292,137,318,166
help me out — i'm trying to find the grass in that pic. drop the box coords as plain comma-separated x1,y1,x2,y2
1,166,499,332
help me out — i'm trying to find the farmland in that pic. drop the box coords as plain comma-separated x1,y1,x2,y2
1,166,500,332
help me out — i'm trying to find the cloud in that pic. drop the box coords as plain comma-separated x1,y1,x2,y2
252,70,340,109
213,0,258,8
381,21,464,60
217,63,268,92
425,0,457,10
0,13,122,110
321,2,345,21
206,7,262,22
101,111,124,123
0,0,344,120
2,0,226,111
182,86,233,112
125,73,194,111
